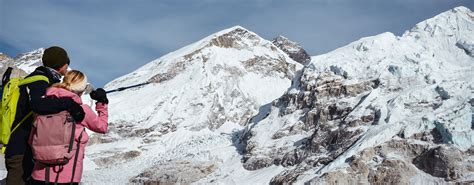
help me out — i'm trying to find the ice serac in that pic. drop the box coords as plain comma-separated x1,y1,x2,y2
242,6,474,184
83,26,302,184
272,35,311,65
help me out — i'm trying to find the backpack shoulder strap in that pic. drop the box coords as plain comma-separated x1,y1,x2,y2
2,67,13,86
19,75,49,86
71,128,85,183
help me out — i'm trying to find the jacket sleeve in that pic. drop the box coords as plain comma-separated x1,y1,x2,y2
82,103,108,133
27,80,73,114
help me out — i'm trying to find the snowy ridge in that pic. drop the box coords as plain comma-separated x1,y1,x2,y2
14,48,44,74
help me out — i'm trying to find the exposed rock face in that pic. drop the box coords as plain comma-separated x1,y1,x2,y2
413,146,466,180
272,35,311,65
456,40,474,57
92,150,141,167
0,53,14,75
307,140,473,184
210,27,259,49
314,158,419,185
129,161,217,185
242,68,379,173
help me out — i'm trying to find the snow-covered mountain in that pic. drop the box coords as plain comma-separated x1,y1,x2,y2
242,6,473,184
83,26,302,184
1,6,472,185
13,48,44,73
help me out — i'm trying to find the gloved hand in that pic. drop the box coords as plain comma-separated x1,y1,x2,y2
68,101,85,122
90,88,108,104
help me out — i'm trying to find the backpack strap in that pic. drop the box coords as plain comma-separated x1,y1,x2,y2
19,75,49,86
10,111,33,133
0,111,34,153
45,166,50,184
53,165,64,185
45,165,63,185
68,115,76,153
70,128,85,184
2,67,13,86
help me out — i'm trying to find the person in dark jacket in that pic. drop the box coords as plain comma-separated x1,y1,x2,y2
4,46,85,185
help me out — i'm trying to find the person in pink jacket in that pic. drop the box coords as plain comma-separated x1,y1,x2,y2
30,70,108,185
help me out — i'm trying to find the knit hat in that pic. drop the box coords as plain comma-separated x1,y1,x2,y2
42,46,70,70
69,75,88,93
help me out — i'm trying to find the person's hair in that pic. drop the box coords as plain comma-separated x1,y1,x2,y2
52,70,87,94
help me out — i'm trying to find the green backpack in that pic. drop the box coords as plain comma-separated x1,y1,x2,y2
0,67,49,153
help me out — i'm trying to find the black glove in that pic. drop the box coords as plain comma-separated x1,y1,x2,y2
68,101,85,122
90,88,108,104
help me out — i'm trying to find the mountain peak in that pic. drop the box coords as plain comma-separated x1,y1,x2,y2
403,6,473,38
208,26,261,48
14,48,44,60
452,6,471,13
215,25,248,35
272,35,311,65
273,35,289,42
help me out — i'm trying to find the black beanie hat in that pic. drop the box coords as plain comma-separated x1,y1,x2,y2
42,46,70,70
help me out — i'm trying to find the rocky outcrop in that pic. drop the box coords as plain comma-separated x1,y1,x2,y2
272,35,311,65
210,27,259,49
413,146,467,180
93,150,141,167
243,68,378,171
307,140,474,184
456,40,474,57
129,161,217,185
0,53,14,75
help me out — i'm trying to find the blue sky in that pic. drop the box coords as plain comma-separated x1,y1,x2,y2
0,0,473,87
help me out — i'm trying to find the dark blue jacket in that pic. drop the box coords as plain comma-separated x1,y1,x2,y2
5,66,74,157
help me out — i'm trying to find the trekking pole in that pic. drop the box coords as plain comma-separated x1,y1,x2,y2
104,82,150,94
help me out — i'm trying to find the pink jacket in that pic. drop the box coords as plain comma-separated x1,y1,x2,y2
31,87,108,183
